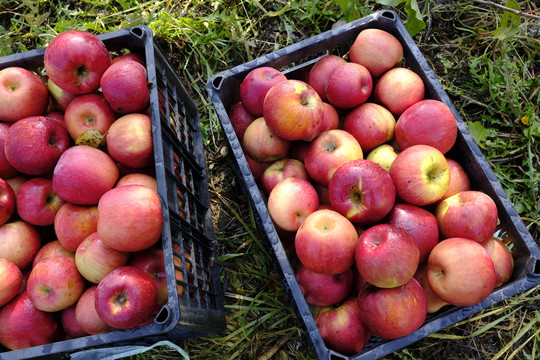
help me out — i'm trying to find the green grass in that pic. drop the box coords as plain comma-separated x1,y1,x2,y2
0,1,538,359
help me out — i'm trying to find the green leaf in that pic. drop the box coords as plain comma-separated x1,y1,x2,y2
468,121,497,149
333,0,361,22
492,0,520,40
373,0,426,36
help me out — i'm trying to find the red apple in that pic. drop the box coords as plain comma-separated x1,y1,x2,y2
267,177,319,232
296,264,353,306
349,28,404,78
47,78,78,111
0,123,19,178
325,62,373,109
244,151,271,184
435,190,498,244
4,115,71,176
27,255,85,312
100,59,150,114
395,99,457,154
0,178,15,226
358,278,427,339
295,209,358,275
4,174,29,197
0,221,41,270
94,266,157,329
413,262,449,314
129,247,168,309
44,30,112,94
16,177,66,226
261,158,309,195
227,101,255,142
0,292,60,350
75,285,114,335
0,67,49,123
242,117,291,163
428,237,496,306
441,158,471,200
64,93,117,141
319,101,340,132
307,54,347,101
32,240,75,268
365,143,399,172
112,52,145,66
116,173,158,193
374,67,425,116
97,185,163,252
314,297,371,355
61,304,88,338
75,232,131,283
484,236,514,287
389,144,450,206
342,102,396,152
106,113,154,169
386,203,439,263
239,66,287,117
0,258,23,307
355,224,420,288
288,140,311,163
328,159,396,225
54,202,99,252
263,79,324,141
304,129,363,187
52,145,119,205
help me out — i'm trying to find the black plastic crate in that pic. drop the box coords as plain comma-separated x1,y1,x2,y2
206,10,540,360
0,25,225,359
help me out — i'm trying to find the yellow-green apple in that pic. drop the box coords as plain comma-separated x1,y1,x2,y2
116,173,158,193
0,291,60,350
319,102,340,132
342,102,396,152
44,30,112,94
16,177,66,226
483,236,514,287
60,304,88,338
373,67,425,115
0,178,15,226
395,99,457,154
427,237,496,306
0,123,19,178
295,209,358,275
239,66,287,117
52,145,119,205
413,262,449,314
95,266,157,329
100,59,150,114
357,278,427,339
263,79,324,141
435,190,498,244
32,240,75,268
97,185,163,252
328,159,396,225
4,116,71,176
296,263,353,306
75,232,131,284
349,28,404,78
27,255,85,312
261,158,309,195
54,202,99,252
129,247,168,309
365,143,399,172
441,158,471,200
75,285,114,335
307,54,347,101
389,144,450,206
242,117,291,163
0,258,23,307
0,221,41,270
325,62,372,109
355,224,420,288
0,67,49,123
267,177,319,232
314,297,371,355
47,78,78,111
106,113,153,169
64,93,117,141
304,129,363,187
227,101,255,142
386,203,439,263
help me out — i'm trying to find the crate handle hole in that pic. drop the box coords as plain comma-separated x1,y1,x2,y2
381,10,396,20
534,259,540,275
154,305,171,324
130,26,147,40
212,76,224,90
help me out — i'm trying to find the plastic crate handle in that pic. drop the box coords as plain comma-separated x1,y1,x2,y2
69,340,189,360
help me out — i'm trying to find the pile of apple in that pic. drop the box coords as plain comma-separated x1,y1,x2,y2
0,30,170,351
227,28,515,355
